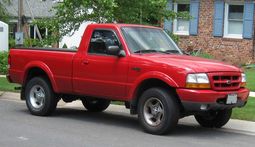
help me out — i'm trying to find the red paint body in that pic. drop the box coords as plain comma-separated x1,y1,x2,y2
8,24,249,108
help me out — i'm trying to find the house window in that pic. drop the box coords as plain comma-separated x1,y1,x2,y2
29,25,35,39
224,3,244,39
9,23,17,39
173,1,190,35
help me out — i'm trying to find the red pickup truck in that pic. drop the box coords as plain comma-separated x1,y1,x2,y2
8,24,249,135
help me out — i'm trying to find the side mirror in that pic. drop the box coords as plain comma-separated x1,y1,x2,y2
107,46,125,57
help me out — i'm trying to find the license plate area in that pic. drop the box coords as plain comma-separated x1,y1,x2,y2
226,94,237,104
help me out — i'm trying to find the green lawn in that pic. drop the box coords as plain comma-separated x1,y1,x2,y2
245,69,255,91
232,97,255,121
0,77,20,92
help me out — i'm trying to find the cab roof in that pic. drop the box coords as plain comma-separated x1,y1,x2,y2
87,23,162,29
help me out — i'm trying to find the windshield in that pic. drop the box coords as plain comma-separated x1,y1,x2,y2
121,27,182,54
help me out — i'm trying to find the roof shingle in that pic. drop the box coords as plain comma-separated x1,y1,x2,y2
1,0,56,18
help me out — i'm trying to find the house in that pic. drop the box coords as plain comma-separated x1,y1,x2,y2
0,0,56,39
164,0,255,65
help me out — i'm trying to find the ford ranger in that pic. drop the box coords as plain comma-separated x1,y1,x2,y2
8,24,250,135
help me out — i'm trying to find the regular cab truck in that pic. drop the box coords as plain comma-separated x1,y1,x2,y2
8,24,249,135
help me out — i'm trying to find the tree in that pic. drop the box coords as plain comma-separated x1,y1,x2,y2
36,0,190,44
0,0,10,22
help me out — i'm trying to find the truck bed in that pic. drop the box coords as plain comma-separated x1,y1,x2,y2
9,47,77,93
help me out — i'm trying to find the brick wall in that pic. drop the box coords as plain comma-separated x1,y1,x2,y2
177,0,255,65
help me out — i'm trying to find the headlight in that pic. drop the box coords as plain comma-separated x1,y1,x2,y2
241,73,246,87
186,73,210,89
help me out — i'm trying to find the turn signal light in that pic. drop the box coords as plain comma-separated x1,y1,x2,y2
186,83,211,89
240,82,246,88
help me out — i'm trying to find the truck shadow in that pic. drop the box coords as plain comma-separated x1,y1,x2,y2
3,99,250,139
53,107,140,130
39,107,246,138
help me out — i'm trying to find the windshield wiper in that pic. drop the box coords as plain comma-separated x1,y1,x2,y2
134,49,180,54
163,50,181,54
134,49,158,54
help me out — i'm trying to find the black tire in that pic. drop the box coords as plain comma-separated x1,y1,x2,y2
25,77,57,116
138,88,180,135
81,98,110,112
194,109,232,128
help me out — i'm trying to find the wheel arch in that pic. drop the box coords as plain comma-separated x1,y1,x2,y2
130,75,183,114
21,61,59,100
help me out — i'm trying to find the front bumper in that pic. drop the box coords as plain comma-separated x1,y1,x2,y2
176,88,250,112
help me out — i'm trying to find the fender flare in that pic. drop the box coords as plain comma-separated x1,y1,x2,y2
130,71,179,99
22,61,59,93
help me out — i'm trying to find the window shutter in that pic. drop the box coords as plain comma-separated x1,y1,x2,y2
213,0,224,37
189,0,200,35
243,0,254,39
164,0,173,32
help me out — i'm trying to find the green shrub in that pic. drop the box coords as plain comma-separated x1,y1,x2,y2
0,52,8,75
164,30,180,43
189,49,214,59
9,38,16,49
9,38,53,49
62,44,68,48
191,52,213,59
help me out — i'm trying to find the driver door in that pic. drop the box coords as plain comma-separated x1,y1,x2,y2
73,29,129,99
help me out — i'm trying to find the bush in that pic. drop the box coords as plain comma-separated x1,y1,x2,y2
188,49,214,59
0,52,8,75
164,30,180,43
191,52,213,59
9,38,16,49
9,38,53,49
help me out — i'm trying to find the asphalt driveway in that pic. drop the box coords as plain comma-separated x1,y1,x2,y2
0,92,255,147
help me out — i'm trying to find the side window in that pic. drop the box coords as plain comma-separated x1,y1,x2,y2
88,30,120,55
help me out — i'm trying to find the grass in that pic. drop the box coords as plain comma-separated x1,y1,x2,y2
0,77,20,92
245,68,255,91
232,97,255,121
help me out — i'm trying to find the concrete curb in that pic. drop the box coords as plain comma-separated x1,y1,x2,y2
250,92,255,97
0,92,20,100
0,91,4,97
0,75,6,78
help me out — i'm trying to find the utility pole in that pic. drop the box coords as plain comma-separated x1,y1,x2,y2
17,0,23,32
16,0,24,46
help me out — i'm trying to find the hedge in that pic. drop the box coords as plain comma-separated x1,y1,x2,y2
0,52,8,75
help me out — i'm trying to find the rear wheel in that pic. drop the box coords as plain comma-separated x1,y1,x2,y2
81,98,110,112
138,88,180,135
194,109,232,128
25,77,57,116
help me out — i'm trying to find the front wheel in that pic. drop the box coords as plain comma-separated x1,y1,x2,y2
194,109,232,128
138,88,180,135
25,77,57,116
81,98,110,112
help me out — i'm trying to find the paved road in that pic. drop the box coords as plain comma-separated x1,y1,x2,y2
0,96,255,147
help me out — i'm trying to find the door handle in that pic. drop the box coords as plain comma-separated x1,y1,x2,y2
82,60,89,65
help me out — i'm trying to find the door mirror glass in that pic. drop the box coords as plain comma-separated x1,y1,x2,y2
107,45,121,56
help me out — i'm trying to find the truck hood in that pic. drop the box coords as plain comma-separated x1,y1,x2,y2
133,54,242,73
